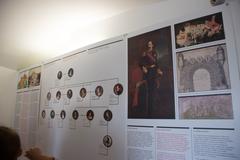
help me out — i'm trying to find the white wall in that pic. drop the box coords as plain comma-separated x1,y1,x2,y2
0,66,17,127
72,0,239,74
228,0,240,77
72,0,213,45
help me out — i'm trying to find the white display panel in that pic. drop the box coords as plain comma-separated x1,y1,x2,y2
38,37,127,160
14,89,40,153
13,2,240,160
127,5,240,160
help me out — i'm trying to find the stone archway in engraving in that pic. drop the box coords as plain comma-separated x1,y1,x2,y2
179,56,227,92
193,68,211,91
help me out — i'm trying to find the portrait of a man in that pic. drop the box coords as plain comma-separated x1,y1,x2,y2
104,109,113,122
95,86,103,97
56,91,61,100
80,88,87,98
60,110,66,120
50,110,55,119
86,110,94,121
57,71,62,80
103,135,112,148
128,26,175,119
41,110,46,119
113,83,123,95
68,68,74,77
72,110,79,120
47,92,51,101
67,89,73,99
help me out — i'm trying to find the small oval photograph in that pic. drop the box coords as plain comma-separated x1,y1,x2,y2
103,135,112,148
56,91,61,100
113,83,123,95
79,88,87,98
95,86,103,97
57,71,62,80
68,68,74,77
72,110,79,120
47,92,51,101
50,110,55,119
104,110,113,122
41,110,46,119
67,89,73,99
86,110,94,121
60,110,66,120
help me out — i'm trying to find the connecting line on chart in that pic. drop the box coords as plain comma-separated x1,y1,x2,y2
41,107,53,109
49,77,119,90
74,106,108,109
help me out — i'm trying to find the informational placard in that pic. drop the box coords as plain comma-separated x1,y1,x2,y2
14,89,40,150
38,37,127,160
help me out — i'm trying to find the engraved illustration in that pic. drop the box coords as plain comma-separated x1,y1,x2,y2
17,71,28,89
179,94,233,119
177,44,230,93
175,12,225,48
28,67,41,87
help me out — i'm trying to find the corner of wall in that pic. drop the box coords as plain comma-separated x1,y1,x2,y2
0,66,17,127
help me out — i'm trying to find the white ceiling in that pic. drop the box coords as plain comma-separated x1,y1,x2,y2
0,0,164,70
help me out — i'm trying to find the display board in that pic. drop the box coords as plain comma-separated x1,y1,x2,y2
14,66,41,160
13,3,240,160
127,5,240,160
38,37,127,160
15,90,40,149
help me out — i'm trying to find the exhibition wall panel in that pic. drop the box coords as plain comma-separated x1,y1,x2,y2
127,4,240,160
38,36,127,160
14,1,240,160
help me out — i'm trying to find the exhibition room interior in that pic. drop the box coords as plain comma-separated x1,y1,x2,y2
0,0,240,160
0,0,167,126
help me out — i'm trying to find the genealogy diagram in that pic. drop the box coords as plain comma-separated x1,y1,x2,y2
40,78,122,129
38,38,127,160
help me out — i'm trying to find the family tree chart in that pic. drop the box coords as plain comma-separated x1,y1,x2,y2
38,37,127,160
